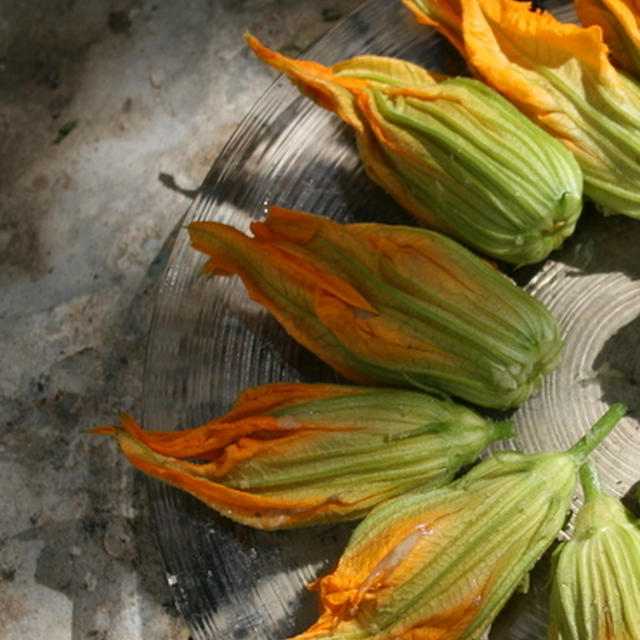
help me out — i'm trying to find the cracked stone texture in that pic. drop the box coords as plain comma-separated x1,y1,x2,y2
0,1,364,638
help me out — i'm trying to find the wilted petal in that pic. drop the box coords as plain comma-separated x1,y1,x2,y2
92,383,514,529
575,0,640,77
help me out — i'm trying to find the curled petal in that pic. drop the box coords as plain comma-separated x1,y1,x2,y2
575,0,640,77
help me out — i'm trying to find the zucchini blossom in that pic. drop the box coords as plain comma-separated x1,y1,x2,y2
247,35,583,266
404,0,640,218
92,383,513,529
548,461,640,640
188,207,563,409
287,404,626,640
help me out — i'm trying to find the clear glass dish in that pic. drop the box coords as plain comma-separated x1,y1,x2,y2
142,1,640,638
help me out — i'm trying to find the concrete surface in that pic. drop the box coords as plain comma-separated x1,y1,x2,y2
0,1,363,638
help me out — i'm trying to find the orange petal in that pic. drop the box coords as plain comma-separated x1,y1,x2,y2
227,381,367,419
245,34,366,130
353,223,494,298
402,0,467,58
188,219,377,369
312,510,458,619
250,209,377,314
574,0,640,74
110,412,300,462
189,217,376,316
246,34,442,133
256,206,378,277
113,428,353,529
468,0,609,106
405,0,619,112
298,505,493,640
386,589,487,640
313,288,453,375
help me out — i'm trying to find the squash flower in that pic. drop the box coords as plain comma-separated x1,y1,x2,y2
548,461,640,640
403,0,640,219
91,382,514,530
574,0,640,78
285,404,626,640
246,35,582,266
188,206,563,410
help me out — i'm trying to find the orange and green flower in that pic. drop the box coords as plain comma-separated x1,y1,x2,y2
548,461,640,640
404,0,640,219
247,34,582,266
92,382,513,529
574,0,640,77
188,206,563,409
285,404,626,640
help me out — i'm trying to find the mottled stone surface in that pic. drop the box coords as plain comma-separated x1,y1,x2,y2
0,1,363,638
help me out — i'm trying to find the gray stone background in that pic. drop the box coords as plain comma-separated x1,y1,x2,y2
0,1,363,638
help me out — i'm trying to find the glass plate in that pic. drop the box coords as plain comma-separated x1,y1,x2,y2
143,1,640,638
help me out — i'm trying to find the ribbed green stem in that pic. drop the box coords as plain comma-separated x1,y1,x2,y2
568,403,627,462
492,420,516,441
578,460,604,502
